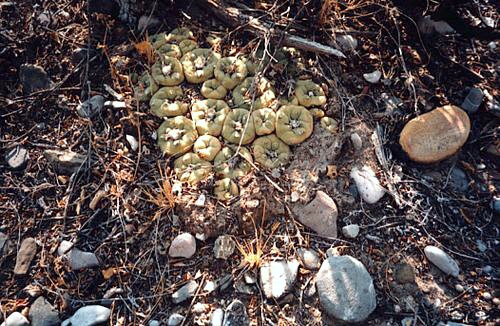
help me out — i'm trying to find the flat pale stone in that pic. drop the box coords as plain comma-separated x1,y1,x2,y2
342,224,360,238
14,237,37,275
293,191,338,238
167,313,185,326
211,308,224,326
400,105,470,163
43,149,87,175
169,233,196,258
57,241,99,270
213,235,235,260
260,260,299,299
297,248,321,270
61,305,110,326
172,280,198,304
0,312,29,326
5,147,29,169
316,255,377,323
424,245,460,277
350,166,385,204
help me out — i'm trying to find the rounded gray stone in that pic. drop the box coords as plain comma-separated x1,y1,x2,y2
316,255,377,323
424,246,460,277
29,296,60,326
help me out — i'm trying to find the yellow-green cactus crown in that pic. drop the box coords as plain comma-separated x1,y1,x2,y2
149,86,188,117
157,116,198,156
181,48,221,84
222,109,256,145
193,134,222,161
252,108,276,136
192,99,230,136
275,105,313,145
174,152,212,185
214,178,239,201
253,134,290,169
214,146,253,179
214,56,248,90
151,56,184,86
295,80,327,107
201,79,227,99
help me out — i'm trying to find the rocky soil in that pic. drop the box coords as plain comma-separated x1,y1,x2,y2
1,0,498,325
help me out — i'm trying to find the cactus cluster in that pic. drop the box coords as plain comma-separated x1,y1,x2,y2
133,28,338,200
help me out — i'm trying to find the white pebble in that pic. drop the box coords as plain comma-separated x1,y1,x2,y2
363,70,381,84
342,224,360,238
350,165,385,204
126,135,139,151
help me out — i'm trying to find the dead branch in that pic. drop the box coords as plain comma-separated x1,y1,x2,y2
198,0,346,58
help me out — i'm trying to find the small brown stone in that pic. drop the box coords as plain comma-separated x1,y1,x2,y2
399,105,470,163
14,237,37,275
293,191,338,237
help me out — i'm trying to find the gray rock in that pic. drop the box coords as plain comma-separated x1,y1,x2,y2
476,240,487,252
297,248,320,270
14,237,37,275
61,305,110,326
350,165,385,204
424,246,460,277
169,233,196,258
234,279,254,295
304,278,317,297
316,255,377,323
449,168,468,192
381,93,403,112
77,95,105,119
213,235,235,260
57,241,99,270
491,197,500,213
5,147,29,170
363,70,381,84
222,300,249,326
482,292,492,300
0,232,8,254
29,296,60,326
394,263,415,284
461,88,483,113
336,35,358,50
167,313,185,326
211,308,224,326
350,133,363,151
19,64,52,94
137,15,160,33
482,265,493,274
0,312,29,326
260,260,299,299
342,224,360,238
293,191,338,238
172,280,198,304
43,149,87,175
